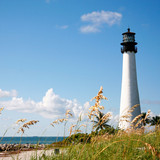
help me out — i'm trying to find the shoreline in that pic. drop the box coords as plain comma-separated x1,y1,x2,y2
0,143,48,152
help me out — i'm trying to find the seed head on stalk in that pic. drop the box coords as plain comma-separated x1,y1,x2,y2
89,86,108,120
0,107,4,114
18,120,39,134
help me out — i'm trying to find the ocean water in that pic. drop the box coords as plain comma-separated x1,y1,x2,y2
0,137,65,144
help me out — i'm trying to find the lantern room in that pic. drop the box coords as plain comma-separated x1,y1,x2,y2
121,28,137,53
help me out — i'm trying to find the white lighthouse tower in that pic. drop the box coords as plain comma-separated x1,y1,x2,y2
119,28,141,130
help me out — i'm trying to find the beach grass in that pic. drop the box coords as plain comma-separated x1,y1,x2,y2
30,129,160,160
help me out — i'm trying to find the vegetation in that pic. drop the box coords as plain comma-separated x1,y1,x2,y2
31,129,160,160
91,110,111,132
1,86,160,159
141,112,151,126
151,116,160,128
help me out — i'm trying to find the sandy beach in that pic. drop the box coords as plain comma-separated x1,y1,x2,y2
0,149,57,160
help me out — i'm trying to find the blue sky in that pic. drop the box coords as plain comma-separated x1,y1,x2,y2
0,0,160,136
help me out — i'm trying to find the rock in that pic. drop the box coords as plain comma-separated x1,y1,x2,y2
54,148,59,154
0,143,48,152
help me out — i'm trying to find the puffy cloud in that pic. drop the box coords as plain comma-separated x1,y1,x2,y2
80,10,122,33
81,11,122,25
108,112,119,127
0,89,17,98
0,88,90,120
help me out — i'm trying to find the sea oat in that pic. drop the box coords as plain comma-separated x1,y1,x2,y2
18,127,25,133
119,119,130,123
51,111,71,127
71,124,86,135
101,112,111,124
65,110,73,117
91,86,108,102
89,105,99,111
79,124,87,128
73,129,82,133
144,110,151,120
99,86,103,93
120,114,132,119
51,118,68,126
144,142,156,156
131,114,143,124
128,104,140,113
99,106,104,110
52,120,59,124
58,118,68,123
89,86,108,125
135,119,143,128
18,120,39,133
16,119,27,124
0,107,4,114
135,110,151,128
88,112,95,119
69,124,76,136
119,111,133,125
50,120,58,127
50,123,55,127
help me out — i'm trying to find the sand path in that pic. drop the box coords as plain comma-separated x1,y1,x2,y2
0,149,57,160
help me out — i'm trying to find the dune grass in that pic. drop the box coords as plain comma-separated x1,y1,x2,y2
30,129,160,160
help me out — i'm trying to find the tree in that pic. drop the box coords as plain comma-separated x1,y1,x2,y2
92,111,111,132
141,112,151,126
150,116,160,130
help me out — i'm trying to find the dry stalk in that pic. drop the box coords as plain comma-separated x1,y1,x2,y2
16,119,27,124
135,139,160,158
131,114,143,124
135,110,151,128
0,107,4,114
89,86,108,120
128,104,140,113
144,110,151,121
65,110,73,118
120,114,132,119
100,112,111,125
73,129,82,133
69,124,86,136
119,119,130,123
51,110,72,127
58,118,68,123
69,125,76,136
18,120,39,133
119,104,140,126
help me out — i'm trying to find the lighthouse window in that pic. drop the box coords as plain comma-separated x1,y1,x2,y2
123,34,134,42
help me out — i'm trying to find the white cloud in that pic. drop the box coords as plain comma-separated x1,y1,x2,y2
80,25,100,33
0,89,17,98
80,10,122,33
0,88,90,120
109,112,119,127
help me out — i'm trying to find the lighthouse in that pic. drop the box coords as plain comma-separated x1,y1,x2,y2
119,28,141,130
